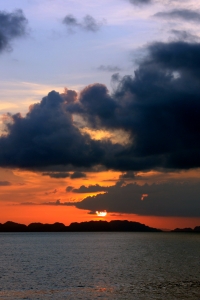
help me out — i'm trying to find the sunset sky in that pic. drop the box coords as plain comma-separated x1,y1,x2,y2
0,0,200,230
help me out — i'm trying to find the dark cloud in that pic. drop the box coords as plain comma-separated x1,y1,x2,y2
63,14,104,32
97,65,122,72
82,15,104,32
0,181,11,186
119,171,137,179
43,172,70,178
0,89,121,170
42,199,74,206
75,181,200,217
154,9,200,22
0,9,28,52
69,41,200,171
110,213,125,217
170,30,198,42
45,189,57,195
69,83,118,129
143,42,200,77
1,41,200,172
37,164,105,173
70,171,87,179
61,88,78,104
129,0,152,5
42,199,61,205
66,186,74,192
110,73,122,90
20,200,74,206
43,171,86,179
71,184,109,193
111,73,121,82
87,210,97,215
63,14,78,27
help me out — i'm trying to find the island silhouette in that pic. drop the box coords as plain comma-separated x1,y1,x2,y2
0,220,199,232
0,220,161,232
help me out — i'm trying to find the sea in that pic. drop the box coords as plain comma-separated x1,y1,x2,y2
0,232,199,300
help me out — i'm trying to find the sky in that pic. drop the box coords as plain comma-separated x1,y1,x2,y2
0,0,200,230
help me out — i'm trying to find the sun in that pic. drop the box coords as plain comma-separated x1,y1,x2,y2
96,211,107,217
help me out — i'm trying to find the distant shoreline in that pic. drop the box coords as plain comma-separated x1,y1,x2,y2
0,220,200,233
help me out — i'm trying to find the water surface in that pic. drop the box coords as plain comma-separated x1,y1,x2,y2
0,232,199,299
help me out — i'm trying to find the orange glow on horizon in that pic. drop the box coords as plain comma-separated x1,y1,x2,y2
0,167,200,230
0,204,200,230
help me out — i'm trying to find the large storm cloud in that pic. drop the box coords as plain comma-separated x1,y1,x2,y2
1,41,200,172
0,90,121,169
68,41,200,171
0,9,28,52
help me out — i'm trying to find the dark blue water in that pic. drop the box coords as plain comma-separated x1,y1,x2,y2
0,232,199,299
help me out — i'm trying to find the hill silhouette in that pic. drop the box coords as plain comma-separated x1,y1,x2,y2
0,220,199,232
172,226,200,233
0,220,162,232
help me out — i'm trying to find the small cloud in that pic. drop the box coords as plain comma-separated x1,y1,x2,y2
129,0,152,5
62,14,105,33
119,171,136,180
97,65,122,72
42,200,75,206
61,88,78,104
111,73,121,82
115,180,125,187
0,9,28,53
154,9,200,22
82,15,104,32
110,73,122,90
0,181,11,186
110,213,125,216
43,170,87,179
66,186,74,192
71,184,109,193
87,210,97,215
45,189,57,195
20,200,76,206
63,14,78,27
170,30,198,42
70,171,87,179
42,199,61,205
43,172,70,178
